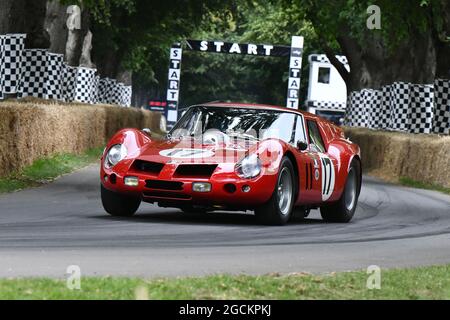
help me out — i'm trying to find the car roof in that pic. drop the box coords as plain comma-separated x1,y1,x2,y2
194,102,318,118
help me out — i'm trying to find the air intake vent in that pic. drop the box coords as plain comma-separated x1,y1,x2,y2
133,160,164,175
174,164,218,178
145,180,183,190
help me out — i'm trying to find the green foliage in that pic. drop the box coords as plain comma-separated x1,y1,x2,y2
285,0,447,51
399,177,450,195
59,0,449,104
180,1,319,106
0,147,104,194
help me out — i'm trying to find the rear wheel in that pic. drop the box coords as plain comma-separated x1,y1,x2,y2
101,184,141,217
255,157,296,225
320,159,361,223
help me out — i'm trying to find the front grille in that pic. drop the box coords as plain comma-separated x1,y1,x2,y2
133,160,164,175
174,164,218,178
143,190,191,200
145,180,183,190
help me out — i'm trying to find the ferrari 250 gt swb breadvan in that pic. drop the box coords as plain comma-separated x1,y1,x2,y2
100,103,362,225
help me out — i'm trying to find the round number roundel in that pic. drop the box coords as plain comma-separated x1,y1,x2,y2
159,148,214,159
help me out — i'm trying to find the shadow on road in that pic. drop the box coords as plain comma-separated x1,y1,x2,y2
90,210,326,227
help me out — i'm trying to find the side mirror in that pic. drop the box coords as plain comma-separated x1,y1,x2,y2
297,141,308,151
142,128,152,137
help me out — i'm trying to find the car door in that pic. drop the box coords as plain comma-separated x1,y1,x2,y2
292,115,318,204
305,119,337,203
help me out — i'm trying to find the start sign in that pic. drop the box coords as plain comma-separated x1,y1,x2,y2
185,40,291,57
165,36,304,128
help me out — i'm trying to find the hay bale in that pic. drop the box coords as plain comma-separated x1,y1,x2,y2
0,99,161,177
344,127,450,188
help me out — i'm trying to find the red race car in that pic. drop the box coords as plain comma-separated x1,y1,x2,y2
100,103,362,225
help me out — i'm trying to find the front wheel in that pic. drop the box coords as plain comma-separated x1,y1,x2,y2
101,184,141,217
255,157,296,225
320,159,361,223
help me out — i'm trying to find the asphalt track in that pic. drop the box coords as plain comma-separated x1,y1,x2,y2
0,164,449,277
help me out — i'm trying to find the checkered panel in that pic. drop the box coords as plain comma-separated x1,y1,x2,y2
307,100,346,111
62,64,77,102
433,79,450,134
377,85,392,130
0,34,26,94
45,53,64,100
17,49,48,98
365,89,383,129
389,82,411,131
92,75,100,104
344,91,367,127
122,86,132,107
0,35,5,100
109,81,124,105
97,78,116,104
74,67,97,104
309,54,348,66
409,84,434,134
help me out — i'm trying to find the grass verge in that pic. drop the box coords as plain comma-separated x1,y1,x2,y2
399,177,450,195
1,265,450,299
0,147,103,194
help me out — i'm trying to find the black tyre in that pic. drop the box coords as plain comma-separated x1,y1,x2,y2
255,157,296,225
101,184,141,217
320,159,361,223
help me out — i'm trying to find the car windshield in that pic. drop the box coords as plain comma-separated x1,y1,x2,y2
169,106,298,143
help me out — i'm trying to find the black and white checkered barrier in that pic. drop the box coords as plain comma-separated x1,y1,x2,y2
345,80,449,134
62,64,77,102
96,77,131,107
389,82,411,132
18,49,47,98
74,67,97,104
0,34,26,96
0,33,132,107
409,84,434,134
433,79,450,134
344,90,368,127
18,50,65,100
45,53,64,100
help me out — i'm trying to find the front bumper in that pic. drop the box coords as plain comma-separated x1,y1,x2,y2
100,161,276,209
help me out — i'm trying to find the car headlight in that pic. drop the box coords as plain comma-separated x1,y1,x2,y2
235,154,262,179
104,144,127,169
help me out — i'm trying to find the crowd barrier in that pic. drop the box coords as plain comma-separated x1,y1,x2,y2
345,80,449,134
0,34,131,107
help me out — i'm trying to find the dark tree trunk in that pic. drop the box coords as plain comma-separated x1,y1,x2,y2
44,0,68,55
94,46,126,78
0,0,49,48
434,0,450,79
328,28,437,93
65,7,90,66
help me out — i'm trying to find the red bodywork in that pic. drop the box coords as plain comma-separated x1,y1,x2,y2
100,103,361,210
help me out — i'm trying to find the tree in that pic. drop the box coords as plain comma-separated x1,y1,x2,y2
179,1,318,106
279,0,450,91
0,0,50,48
